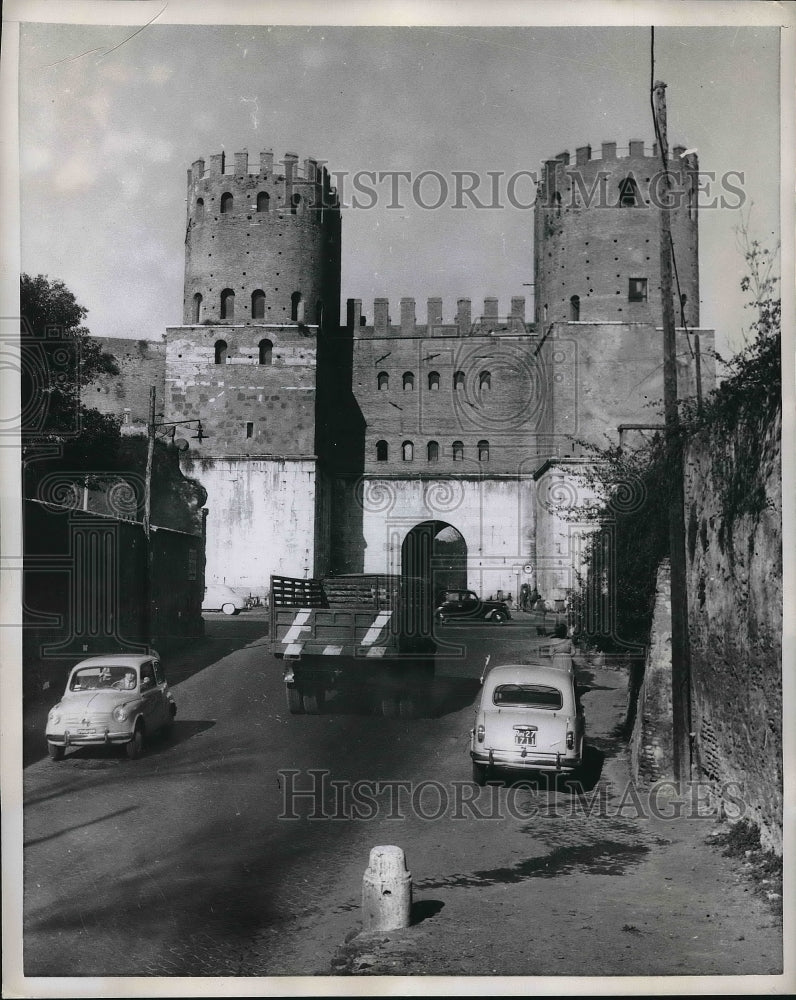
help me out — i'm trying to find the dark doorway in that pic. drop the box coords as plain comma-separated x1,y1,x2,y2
401,520,467,647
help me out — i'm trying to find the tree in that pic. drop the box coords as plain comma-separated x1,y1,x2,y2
20,273,119,447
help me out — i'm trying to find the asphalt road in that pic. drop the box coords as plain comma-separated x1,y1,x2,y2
22,611,782,980
23,610,559,976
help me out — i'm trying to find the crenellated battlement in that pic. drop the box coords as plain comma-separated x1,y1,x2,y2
545,140,692,168
347,296,534,337
189,149,330,184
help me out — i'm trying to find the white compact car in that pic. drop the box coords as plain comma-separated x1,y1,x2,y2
46,653,176,761
470,660,585,784
202,583,246,615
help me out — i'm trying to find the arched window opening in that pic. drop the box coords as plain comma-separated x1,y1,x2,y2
220,288,235,320
377,371,389,390
214,340,228,365
195,198,204,222
569,295,580,321
479,370,491,392
427,441,439,462
291,193,301,215
618,176,639,207
376,440,388,462
403,371,415,391
256,191,270,212
453,370,465,391
452,441,464,462
220,192,234,214
192,293,203,323
428,371,440,390
402,440,414,462
291,291,303,322
251,289,266,320
258,339,273,365
478,439,490,462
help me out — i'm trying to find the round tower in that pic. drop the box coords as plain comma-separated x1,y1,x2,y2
533,140,699,328
183,149,341,331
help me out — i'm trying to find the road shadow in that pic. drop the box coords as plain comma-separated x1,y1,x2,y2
411,899,444,924
40,720,216,769
316,675,481,719
479,743,606,794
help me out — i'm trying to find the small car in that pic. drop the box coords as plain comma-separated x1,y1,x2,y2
435,589,510,625
45,653,177,761
202,583,246,615
470,660,584,784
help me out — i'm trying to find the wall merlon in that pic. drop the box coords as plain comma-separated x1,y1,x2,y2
400,297,416,334
576,145,592,165
457,298,471,332
374,298,390,333
260,149,274,174
483,297,498,321
601,142,617,160
208,152,225,176
234,151,249,175
510,297,526,321
427,298,443,329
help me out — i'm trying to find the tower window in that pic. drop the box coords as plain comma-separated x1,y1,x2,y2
376,440,388,462
402,440,414,462
479,371,491,392
258,339,273,365
618,176,640,207
452,440,464,462
220,288,235,320
569,295,580,321
251,289,266,320
192,292,203,323
257,191,270,212
428,371,440,391
291,193,301,215
403,372,415,391
214,340,228,365
220,192,234,214
478,439,490,462
195,198,204,222
377,371,389,390
453,370,465,391
291,291,303,322
245,421,254,438
628,278,648,302
427,441,439,462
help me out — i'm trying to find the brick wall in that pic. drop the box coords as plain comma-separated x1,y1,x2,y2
87,337,166,428
534,143,699,328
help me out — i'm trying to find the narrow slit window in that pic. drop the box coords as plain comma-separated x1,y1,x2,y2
245,422,254,439
258,339,273,365
376,440,388,462
192,293,203,323
427,441,439,462
214,340,228,365
195,198,204,222
402,440,413,462
628,278,648,302
251,289,266,320
220,288,235,320
569,295,580,321
291,291,303,322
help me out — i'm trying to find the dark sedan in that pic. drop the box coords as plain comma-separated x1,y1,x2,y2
434,589,511,625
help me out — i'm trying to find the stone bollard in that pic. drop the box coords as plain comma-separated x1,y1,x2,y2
362,845,412,932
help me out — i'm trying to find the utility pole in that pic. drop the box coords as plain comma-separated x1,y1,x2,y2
653,78,692,784
143,385,156,649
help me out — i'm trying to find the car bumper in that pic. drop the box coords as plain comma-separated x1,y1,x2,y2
46,728,133,747
471,748,581,773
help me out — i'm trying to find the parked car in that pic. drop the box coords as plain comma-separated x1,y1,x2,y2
45,653,176,761
202,583,246,615
470,660,584,784
435,589,510,624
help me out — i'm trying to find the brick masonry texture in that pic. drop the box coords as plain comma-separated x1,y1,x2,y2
88,337,166,427
684,411,782,853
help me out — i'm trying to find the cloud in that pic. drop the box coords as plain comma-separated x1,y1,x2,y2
54,151,99,193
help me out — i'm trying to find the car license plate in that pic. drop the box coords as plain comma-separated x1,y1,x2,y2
77,728,96,736
515,730,536,746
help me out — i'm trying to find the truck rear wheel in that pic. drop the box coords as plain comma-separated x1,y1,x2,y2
286,685,304,714
302,686,324,715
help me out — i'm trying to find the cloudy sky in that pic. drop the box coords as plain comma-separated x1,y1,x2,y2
15,6,782,356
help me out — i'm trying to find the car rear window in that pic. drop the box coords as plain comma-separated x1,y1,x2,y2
493,684,563,709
